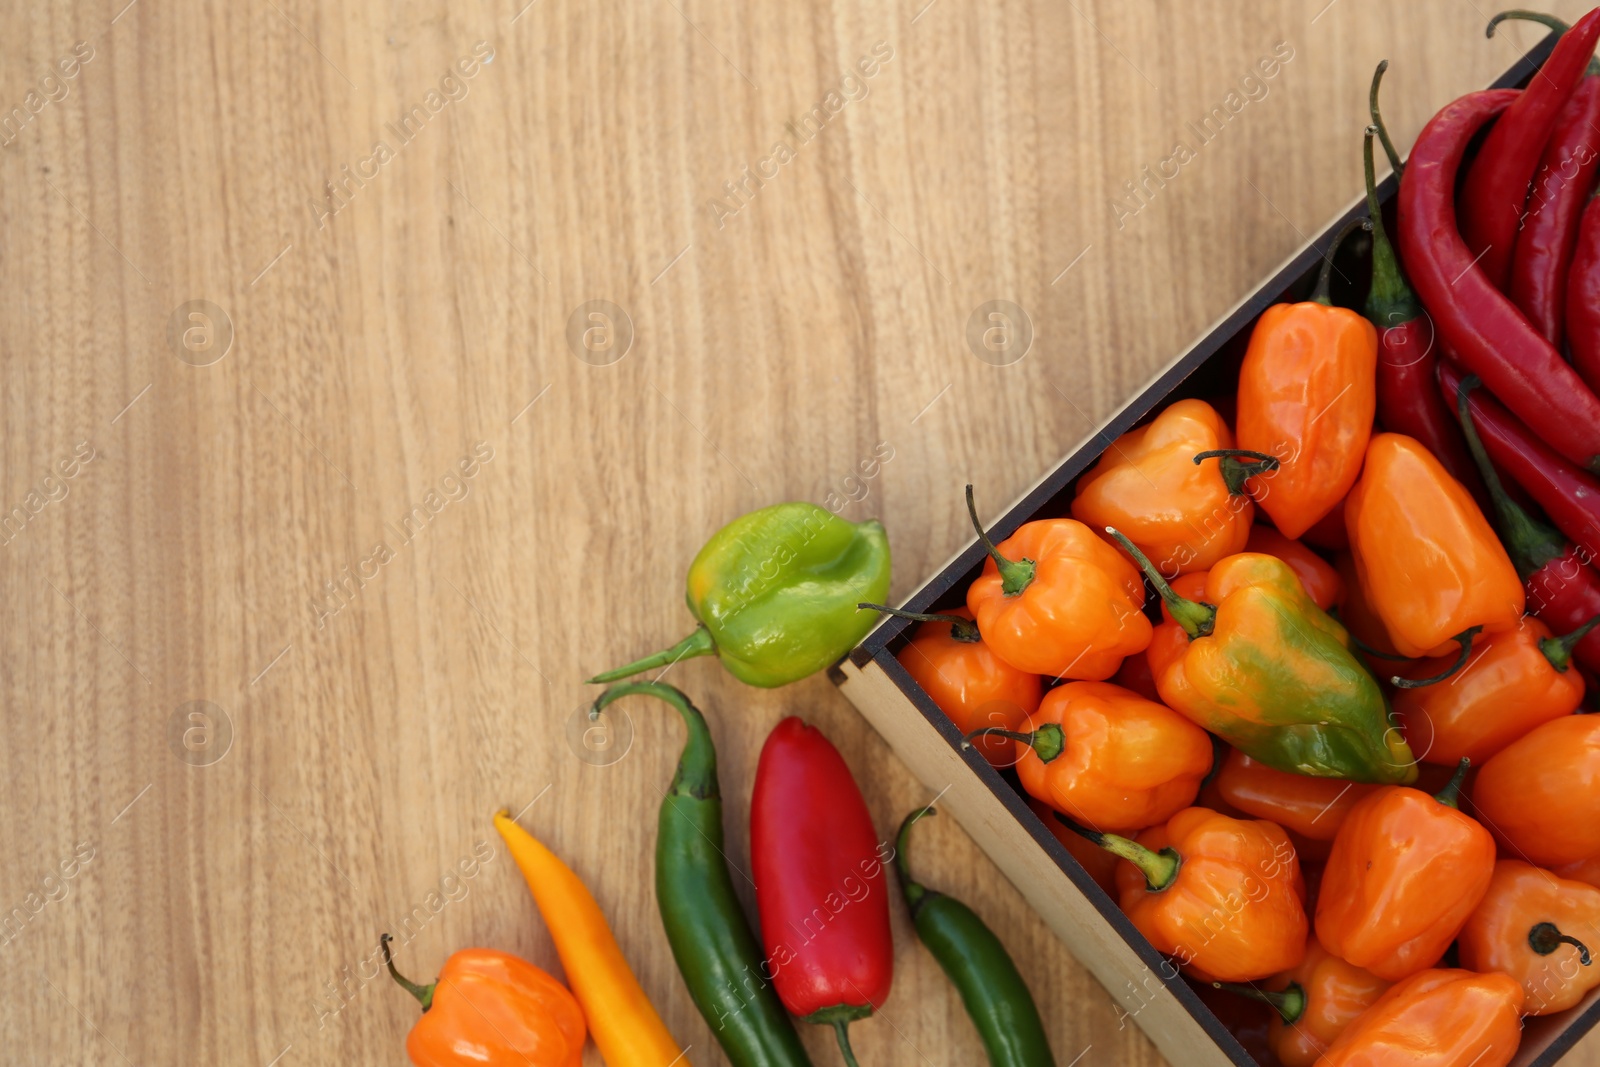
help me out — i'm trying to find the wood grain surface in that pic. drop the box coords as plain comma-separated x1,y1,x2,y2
3,0,1596,1064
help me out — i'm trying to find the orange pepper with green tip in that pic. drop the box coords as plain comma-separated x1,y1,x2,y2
1070,398,1274,577
963,680,1213,833
1318,969,1524,1067
1459,859,1599,1015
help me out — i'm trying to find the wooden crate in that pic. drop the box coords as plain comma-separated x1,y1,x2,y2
831,33,1600,1067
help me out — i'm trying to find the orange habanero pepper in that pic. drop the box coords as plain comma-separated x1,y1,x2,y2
1245,525,1343,611
868,604,1041,767
965,680,1213,833
381,936,586,1067
1473,713,1600,867
1459,859,1599,1015
1214,749,1377,841
1213,934,1390,1067
1071,398,1273,577
1235,219,1378,539
963,486,1151,679
1315,760,1496,981
1318,969,1524,1067
1067,806,1307,983
1345,432,1525,667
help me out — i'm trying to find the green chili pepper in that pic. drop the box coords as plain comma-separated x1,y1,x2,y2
589,502,891,688
592,681,814,1067
895,808,1056,1067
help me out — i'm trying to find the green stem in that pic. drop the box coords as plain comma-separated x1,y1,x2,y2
1369,60,1406,178
586,626,716,684
1392,627,1481,689
1363,125,1422,326
1055,812,1180,891
832,1021,862,1067
966,484,1035,596
1455,377,1568,577
1541,613,1600,673
858,602,979,643
1211,981,1308,1024
1530,921,1593,964
590,681,717,798
1312,217,1372,306
381,933,435,1012
1192,449,1280,496
1487,12,1598,73
961,724,1064,762
895,807,939,917
1104,526,1216,639
1435,757,1471,809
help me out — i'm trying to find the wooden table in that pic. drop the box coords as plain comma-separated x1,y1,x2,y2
4,0,1595,1063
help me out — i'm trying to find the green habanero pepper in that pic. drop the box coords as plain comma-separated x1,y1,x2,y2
592,681,815,1067
589,502,891,688
895,808,1056,1067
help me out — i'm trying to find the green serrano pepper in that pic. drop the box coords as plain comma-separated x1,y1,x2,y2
592,682,813,1067
895,808,1056,1067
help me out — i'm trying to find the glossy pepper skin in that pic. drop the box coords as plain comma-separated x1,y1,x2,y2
1070,398,1266,576
1345,433,1525,659
1133,545,1417,784
1459,859,1599,1015
1319,968,1524,1067
895,810,1056,1067
965,487,1152,679
590,684,813,1067
752,718,892,1066
1315,763,1496,981
1245,525,1342,610
880,605,1040,767
1214,749,1376,841
1235,218,1378,539
381,940,586,1067
1473,714,1600,867
971,680,1212,833
1254,936,1390,1067
589,502,891,688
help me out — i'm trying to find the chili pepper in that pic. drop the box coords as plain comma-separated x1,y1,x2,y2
1459,859,1598,1015
1473,713,1600,866
380,937,586,1067
1344,432,1525,671
1064,806,1307,983
1029,798,1118,895
964,486,1152,679
1317,968,1525,1067
1315,760,1496,980
1213,749,1377,841
1461,7,1600,290
751,717,893,1067
1212,935,1391,1067
1571,183,1600,390
587,502,891,688
963,680,1212,833
1244,525,1342,610
895,809,1056,1067
590,683,813,1067
494,812,692,1067
1069,398,1270,576
1235,217,1377,539
866,604,1040,767
1125,535,1417,784
1558,854,1600,889
1398,87,1600,473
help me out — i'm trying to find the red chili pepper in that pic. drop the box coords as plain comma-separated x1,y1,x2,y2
1461,7,1600,289
750,717,893,1067
1399,88,1600,474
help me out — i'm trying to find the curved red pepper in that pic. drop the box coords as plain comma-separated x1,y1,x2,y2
1570,187,1600,391
751,717,892,1066
1399,88,1600,473
1462,7,1600,289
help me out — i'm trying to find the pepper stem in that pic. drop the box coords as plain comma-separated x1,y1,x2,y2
1392,627,1482,689
1363,125,1422,326
961,723,1064,763
1192,449,1280,496
381,933,436,1012
858,602,980,643
1105,527,1216,639
1369,60,1406,177
1455,377,1568,577
832,1021,862,1067
1435,757,1471,809
590,681,718,799
1311,217,1372,306
1055,812,1180,891
895,807,939,917
966,484,1035,596
586,626,716,684
1541,613,1600,673
1489,11,1600,74
1211,981,1308,1024
1530,921,1594,964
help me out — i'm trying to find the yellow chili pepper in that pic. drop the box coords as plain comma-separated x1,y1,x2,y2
494,810,691,1067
